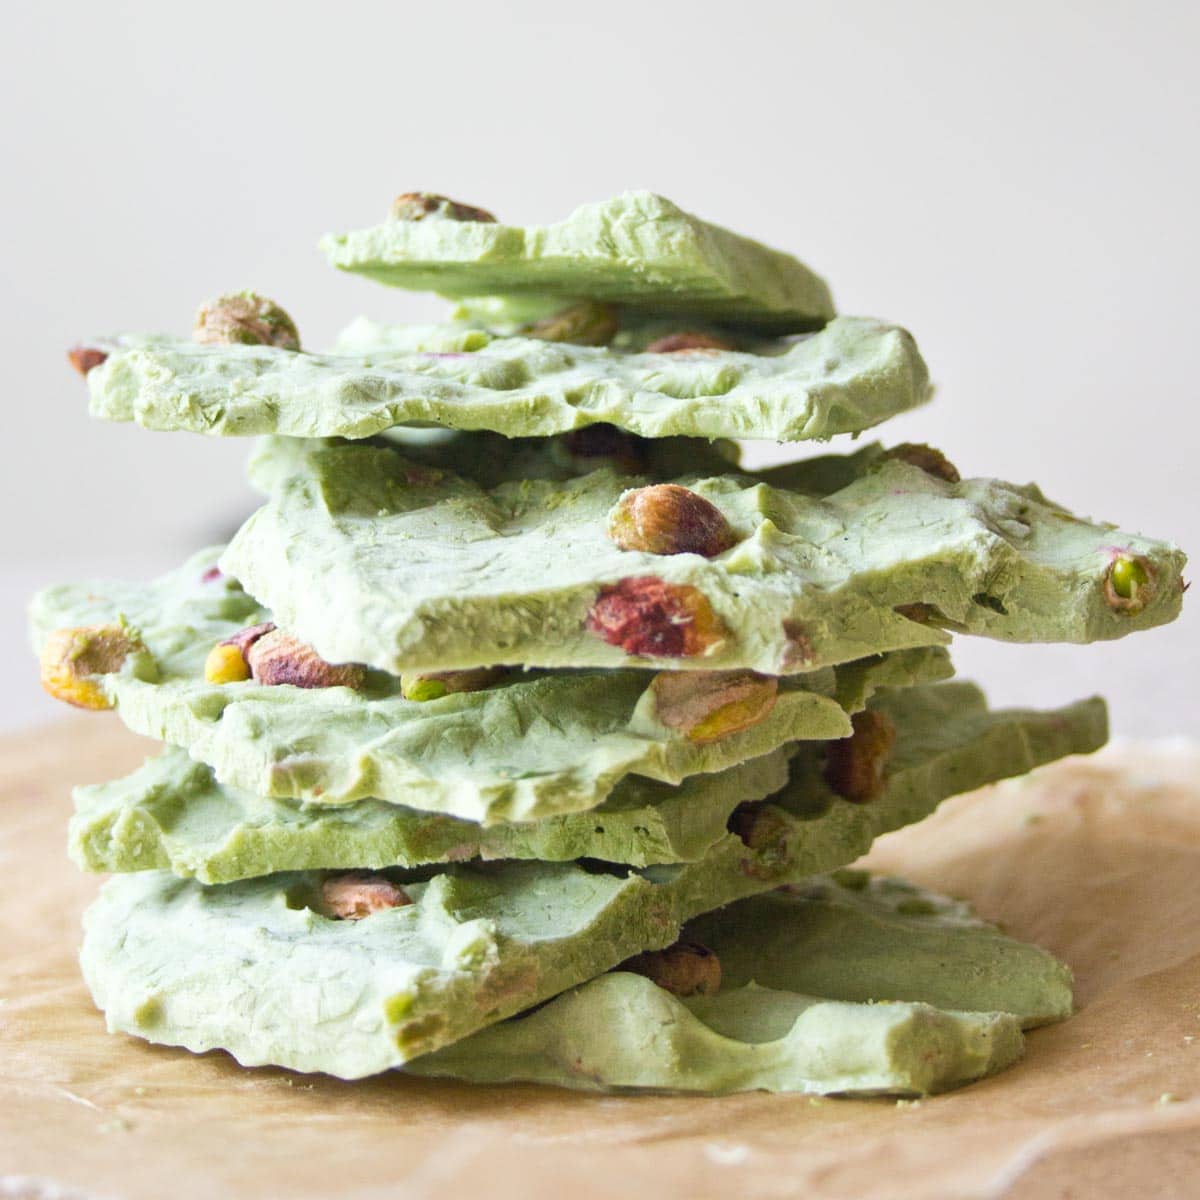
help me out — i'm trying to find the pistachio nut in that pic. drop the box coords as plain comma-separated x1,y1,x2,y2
651,670,778,743
319,872,412,920
526,301,619,347
1104,554,1156,615
245,629,366,690
644,331,732,353
390,193,497,223
607,483,737,558
620,941,721,996
400,666,507,702
586,577,726,658
194,291,301,351
40,623,145,710
824,709,898,804
67,345,108,375
884,443,961,484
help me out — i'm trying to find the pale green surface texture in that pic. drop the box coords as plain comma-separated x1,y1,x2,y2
320,192,836,332
72,749,788,880
69,682,1107,882
30,548,951,821
78,835,855,1078
412,874,1072,1094
252,430,741,494
86,316,928,443
222,440,1187,676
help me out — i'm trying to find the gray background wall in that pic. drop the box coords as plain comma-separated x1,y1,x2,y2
4,0,1195,735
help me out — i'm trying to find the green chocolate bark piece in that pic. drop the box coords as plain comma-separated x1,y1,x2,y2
78,685,1084,1085
69,681,1107,882
77,833,854,1078
415,976,1022,1097
70,746,788,880
222,439,1186,676
86,315,927,443
30,548,951,821
412,873,1071,1094
320,192,835,333
253,431,740,495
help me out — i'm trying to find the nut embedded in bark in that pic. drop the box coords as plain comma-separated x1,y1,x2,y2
246,630,366,690
586,577,727,659
319,872,412,920
390,192,497,223
607,484,738,558
882,443,960,484
651,670,778,743
620,941,721,996
824,709,898,804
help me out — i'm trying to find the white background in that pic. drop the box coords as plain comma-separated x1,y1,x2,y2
3,0,1195,735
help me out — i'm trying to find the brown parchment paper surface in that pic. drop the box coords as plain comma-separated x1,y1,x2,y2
2,717,1199,1200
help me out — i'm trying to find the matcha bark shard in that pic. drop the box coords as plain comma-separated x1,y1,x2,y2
86,315,929,443
70,681,1107,882
252,430,741,494
77,838,866,1079
30,548,951,821
320,192,835,333
413,874,1073,1094
221,440,1187,677
78,707,1080,1084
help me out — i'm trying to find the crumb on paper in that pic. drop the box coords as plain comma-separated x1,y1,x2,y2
1023,813,1044,826
1157,1093,1182,1105
896,1099,922,1109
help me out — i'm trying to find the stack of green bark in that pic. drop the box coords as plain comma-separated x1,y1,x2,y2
34,193,1184,1095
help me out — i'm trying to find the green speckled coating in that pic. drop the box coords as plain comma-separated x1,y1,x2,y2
68,681,1106,881
86,316,928,443
320,192,836,332
30,548,951,821
412,874,1072,1094
221,440,1186,676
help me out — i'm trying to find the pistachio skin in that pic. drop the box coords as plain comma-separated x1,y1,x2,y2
194,291,301,351
621,942,722,997
607,484,738,558
526,302,619,347
40,624,144,710
390,193,497,223
824,710,898,804
586,577,727,659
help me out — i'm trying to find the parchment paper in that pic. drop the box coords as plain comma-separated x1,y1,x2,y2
3,717,1199,1200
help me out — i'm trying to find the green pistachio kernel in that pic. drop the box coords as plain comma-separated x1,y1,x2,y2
1105,555,1155,614
400,675,449,702
400,667,507,702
